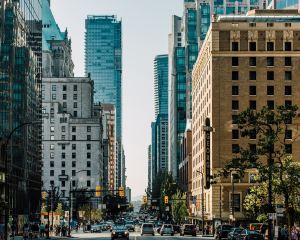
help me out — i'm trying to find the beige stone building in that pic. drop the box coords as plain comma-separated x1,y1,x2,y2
191,9,300,222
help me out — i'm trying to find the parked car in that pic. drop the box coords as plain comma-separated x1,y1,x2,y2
125,221,135,232
91,224,102,233
160,224,174,236
173,225,181,234
228,228,243,240
141,223,155,236
180,224,197,236
111,225,129,240
237,229,263,240
215,224,234,240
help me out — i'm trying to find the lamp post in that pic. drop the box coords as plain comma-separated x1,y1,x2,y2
0,121,40,240
196,170,205,236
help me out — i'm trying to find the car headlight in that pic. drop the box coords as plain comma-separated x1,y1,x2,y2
125,231,129,235
112,231,116,235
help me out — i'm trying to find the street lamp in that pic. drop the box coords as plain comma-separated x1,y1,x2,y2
196,170,205,236
0,121,40,240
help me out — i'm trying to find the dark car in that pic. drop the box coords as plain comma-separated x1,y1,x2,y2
125,221,135,232
180,224,197,236
237,229,263,240
215,224,234,240
228,228,243,240
173,225,181,234
141,223,155,236
111,225,129,240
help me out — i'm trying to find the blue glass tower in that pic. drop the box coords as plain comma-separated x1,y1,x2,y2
85,15,124,187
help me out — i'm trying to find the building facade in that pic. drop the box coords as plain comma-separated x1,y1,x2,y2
191,9,300,221
85,15,124,188
42,78,103,200
0,0,42,223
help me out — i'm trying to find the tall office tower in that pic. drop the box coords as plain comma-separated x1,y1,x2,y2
0,0,42,222
85,15,124,188
192,8,300,222
147,145,152,192
42,78,103,201
267,0,298,9
42,0,74,78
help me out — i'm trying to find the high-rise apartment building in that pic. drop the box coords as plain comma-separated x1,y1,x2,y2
192,9,300,221
147,145,152,191
0,0,42,222
85,15,124,188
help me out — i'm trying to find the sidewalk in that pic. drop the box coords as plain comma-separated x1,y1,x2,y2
14,236,71,240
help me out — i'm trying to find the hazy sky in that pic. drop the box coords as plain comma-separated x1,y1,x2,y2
51,0,182,198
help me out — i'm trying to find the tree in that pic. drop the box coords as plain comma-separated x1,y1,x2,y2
171,191,188,224
79,204,102,221
221,105,300,237
55,202,64,216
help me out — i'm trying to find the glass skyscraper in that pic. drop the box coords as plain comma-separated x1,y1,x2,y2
85,15,124,187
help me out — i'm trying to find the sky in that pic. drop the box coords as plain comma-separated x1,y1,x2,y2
51,0,183,198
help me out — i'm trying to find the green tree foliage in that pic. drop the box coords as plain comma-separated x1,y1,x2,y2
55,202,65,216
79,204,102,221
171,191,188,224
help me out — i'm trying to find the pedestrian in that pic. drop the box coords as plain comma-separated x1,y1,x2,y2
23,223,29,239
39,222,45,238
281,225,289,240
45,223,49,239
291,226,298,240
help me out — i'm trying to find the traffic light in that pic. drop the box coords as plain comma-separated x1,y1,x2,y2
119,186,124,197
143,196,147,204
95,185,101,197
164,195,169,204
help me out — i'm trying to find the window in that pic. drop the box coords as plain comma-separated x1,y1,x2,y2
61,144,65,150
73,111,77,117
63,94,67,100
72,180,76,187
73,94,77,100
249,57,256,66
87,152,91,159
232,144,240,153
50,180,54,186
87,180,91,187
61,181,65,187
232,86,239,95
72,126,76,132
50,118,54,123
250,144,257,154
232,57,239,66
267,86,274,95
73,85,77,91
285,130,292,140
50,161,54,167
267,57,274,66
285,144,292,154
250,100,256,110
61,153,65,159
232,100,239,110
267,42,274,51
50,126,55,132
63,102,67,108
285,42,292,51
249,42,256,51
61,161,65,167
72,162,76,168
50,144,54,150
249,71,256,80
50,152,54,159
63,85,67,91
87,170,91,176
87,161,91,168
232,130,239,139
285,71,292,80
71,144,76,150
285,86,292,95
72,152,76,159
285,57,292,66
73,102,77,108
52,94,56,100
87,144,91,150
232,71,239,80
232,115,238,124
232,42,239,51
87,135,91,141
72,135,76,141
249,86,256,96
267,22,274,27
61,126,66,132
267,100,274,110
87,126,91,132
50,170,54,176
285,100,292,107
249,129,256,139
52,85,56,91
267,71,274,80
231,194,241,212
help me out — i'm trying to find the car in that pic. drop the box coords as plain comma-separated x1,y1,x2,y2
111,225,129,240
180,224,197,236
160,224,174,236
237,229,263,240
228,228,243,240
141,223,155,236
91,224,102,233
125,221,135,232
173,225,181,234
215,224,234,240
